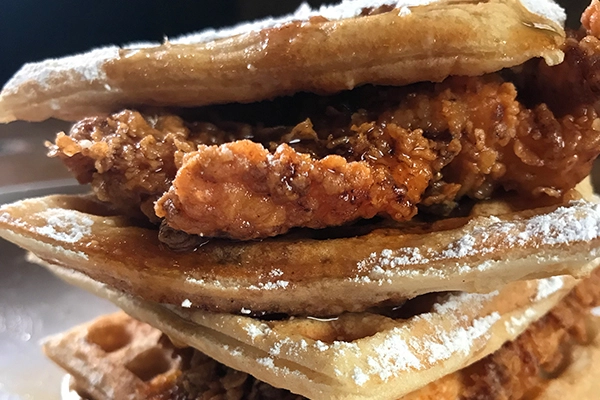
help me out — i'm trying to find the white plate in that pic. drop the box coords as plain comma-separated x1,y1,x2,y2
0,181,118,400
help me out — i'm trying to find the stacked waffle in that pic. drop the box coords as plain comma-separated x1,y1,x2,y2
2,0,600,398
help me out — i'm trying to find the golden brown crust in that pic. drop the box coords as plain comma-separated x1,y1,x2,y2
154,136,434,240
0,0,565,122
582,0,600,38
153,77,600,239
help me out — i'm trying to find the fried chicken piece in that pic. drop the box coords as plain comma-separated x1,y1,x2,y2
150,76,524,239
513,31,600,118
49,110,241,220
50,33,600,239
154,130,437,239
474,32,600,200
156,74,600,239
583,0,600,38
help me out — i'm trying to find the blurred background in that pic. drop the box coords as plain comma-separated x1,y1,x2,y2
0,0,590,86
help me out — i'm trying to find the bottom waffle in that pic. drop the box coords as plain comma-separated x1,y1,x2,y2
40,257,588,400
45,266,600,400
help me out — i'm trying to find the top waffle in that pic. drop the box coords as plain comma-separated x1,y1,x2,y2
0,0,565,122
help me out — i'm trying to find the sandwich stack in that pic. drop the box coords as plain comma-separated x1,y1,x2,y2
2,0,600,398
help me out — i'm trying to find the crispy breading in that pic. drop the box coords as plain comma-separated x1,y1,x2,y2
583,0,600,39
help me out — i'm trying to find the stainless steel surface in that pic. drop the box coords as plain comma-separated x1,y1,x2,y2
0,183,118,400
0,121,72,188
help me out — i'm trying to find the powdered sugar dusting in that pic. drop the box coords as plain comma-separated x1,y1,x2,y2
220,342,306,379
172,0,439,45
185,276,206,285
257,357,276,369
4,47,119,92
236,288,507,387
248,280,290,290
505,307,539,336
352,367,370,386
181,299,192,308
184,274,290,291
521,0,566,26
255,356,306,378
358,201,600,278
244,321,272,341
417,312,501,366
366,329,423,380
432,291,499,315
356,291,501,385
269,268,284,277
0,212,12,225
535,276,564,301
34,208,94,244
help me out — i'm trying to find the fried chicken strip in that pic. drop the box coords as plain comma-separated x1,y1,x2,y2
154,133,438,240
583,0,600,39
50,33,600,239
